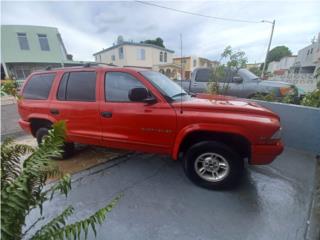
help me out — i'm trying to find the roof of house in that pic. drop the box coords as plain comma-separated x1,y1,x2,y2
93,41,174,56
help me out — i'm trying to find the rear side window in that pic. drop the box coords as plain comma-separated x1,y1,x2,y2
105,72,144,102
195,69,210,82
57,71,96,102
23,73,55,100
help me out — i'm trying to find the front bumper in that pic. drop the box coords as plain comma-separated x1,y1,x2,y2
250,141,284,165
18,119,31,134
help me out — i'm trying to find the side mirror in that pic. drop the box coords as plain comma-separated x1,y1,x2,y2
128,87,157,104
232,77,243,83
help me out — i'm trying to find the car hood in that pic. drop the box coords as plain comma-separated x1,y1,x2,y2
172,94,279,119
257,80,293,88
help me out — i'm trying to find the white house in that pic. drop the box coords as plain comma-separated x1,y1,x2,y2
293,32,320,74
93,38,175,69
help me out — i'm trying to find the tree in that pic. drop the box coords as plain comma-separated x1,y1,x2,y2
1,121,121,240
266,46,292,65
208,46,247,94
249,66,262,76
142,37,165,48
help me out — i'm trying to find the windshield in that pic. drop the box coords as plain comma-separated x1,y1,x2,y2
140,71,189,101
238,69,260,81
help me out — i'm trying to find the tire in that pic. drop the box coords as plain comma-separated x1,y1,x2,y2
36,127,74,159
183,141,243,190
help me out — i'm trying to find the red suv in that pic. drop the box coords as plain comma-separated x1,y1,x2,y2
18,65,283,189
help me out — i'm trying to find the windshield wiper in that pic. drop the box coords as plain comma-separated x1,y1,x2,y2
171,92,188,98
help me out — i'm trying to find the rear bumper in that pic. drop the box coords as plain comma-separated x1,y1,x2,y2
250,141,284,165
18,119,31,134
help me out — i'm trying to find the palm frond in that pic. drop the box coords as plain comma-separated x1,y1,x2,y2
1,138,34,190
31,194,122,240
1,122,66,240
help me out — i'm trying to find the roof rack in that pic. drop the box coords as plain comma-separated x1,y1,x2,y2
83,62,118,67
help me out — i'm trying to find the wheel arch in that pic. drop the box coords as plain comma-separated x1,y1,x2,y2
28,115,55,136
172,124,253,161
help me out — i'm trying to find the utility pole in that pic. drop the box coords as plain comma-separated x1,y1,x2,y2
261,19,275,79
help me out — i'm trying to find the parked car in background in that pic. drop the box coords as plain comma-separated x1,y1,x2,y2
18,65,283,190
181,67,299,100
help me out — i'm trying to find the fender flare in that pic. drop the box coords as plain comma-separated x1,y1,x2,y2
171,123,254,160
28,113,56,124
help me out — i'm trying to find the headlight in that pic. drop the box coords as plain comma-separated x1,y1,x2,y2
270,128,282,140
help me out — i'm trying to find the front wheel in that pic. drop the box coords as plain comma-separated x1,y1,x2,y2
36,127,74,159
183,141,243,190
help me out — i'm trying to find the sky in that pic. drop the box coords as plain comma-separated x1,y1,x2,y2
1,0,320,63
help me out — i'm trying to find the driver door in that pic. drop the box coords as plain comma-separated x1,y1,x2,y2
99,70,177,154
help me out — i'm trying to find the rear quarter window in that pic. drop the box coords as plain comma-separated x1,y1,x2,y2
22,73,55,100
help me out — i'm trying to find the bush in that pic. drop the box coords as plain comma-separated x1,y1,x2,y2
1,121,121,240
300,88,320,108
0,80,18,97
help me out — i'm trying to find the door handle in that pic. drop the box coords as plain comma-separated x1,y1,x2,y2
192,83,198,86
101,111,112,118
50,108,59,115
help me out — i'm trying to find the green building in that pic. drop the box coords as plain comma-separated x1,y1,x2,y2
1,25,82,80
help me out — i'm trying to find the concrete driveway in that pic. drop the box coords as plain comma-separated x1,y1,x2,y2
26,147,317,240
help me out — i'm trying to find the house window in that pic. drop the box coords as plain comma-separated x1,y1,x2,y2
160,52,163,62
99,55,102,62
310,48,313,54
137,48,145,60
38,34,50,51
17,33,29,50
193,59,197,67
111,55,116,61
164,52,167,62
119,47,124,59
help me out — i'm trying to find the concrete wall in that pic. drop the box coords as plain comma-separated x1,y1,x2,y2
254,100,320,154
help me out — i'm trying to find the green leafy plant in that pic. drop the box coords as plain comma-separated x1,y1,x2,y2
250,92,278,102
0,80,18,97
207,65,230,95
207,46,247,95
1,121,121,240
301,88,320,108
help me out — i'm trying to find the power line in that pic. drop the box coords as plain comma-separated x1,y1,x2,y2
135,1,261,24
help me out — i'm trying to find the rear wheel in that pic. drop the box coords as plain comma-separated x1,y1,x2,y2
36,127,74,159
183,141,243,190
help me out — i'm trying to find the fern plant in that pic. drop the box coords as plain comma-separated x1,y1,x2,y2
1,121,121,240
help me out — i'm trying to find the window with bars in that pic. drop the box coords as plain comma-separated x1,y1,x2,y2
17,33,30,50
38,34,50,51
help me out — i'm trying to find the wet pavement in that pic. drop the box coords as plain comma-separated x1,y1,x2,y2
25,147,317,240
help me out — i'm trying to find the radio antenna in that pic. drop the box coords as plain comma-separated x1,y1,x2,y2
180,33,183,114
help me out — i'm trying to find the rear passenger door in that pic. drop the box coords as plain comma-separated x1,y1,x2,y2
50,71,101,145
